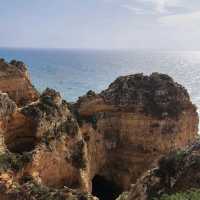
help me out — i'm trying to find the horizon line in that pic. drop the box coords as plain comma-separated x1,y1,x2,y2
1,46,200,52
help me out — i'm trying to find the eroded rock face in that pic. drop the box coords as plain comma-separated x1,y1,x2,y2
0,70,198,200
0,88,96,200
124,141,200,200
0,92,16,120
101,73,191,117
0,59,38,106
0,92,17,153
0,172,98,200
76,73,198,192
19,88,86,189
78,73,192,118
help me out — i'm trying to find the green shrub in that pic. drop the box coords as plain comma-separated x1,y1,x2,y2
154,189,200,200
71,140,86,169
10,180,66,200
0,151,32,172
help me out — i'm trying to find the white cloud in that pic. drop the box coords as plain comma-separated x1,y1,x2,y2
120,0,182,15
142,0,181,14
121,4,154,15
158,11,200,27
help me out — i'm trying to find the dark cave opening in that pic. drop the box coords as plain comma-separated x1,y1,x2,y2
6,137,37,154
92,175,123,200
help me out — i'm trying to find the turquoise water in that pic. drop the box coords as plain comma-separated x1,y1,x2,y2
0,48,200,116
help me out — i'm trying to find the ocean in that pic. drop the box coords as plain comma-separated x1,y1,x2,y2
0,48,200,117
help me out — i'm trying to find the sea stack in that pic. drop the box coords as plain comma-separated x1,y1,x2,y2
0,59,198,200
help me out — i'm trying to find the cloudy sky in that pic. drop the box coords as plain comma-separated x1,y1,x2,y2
1,0,200,49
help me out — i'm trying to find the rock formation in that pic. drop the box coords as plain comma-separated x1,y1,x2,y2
75,73,198,193
0,88,96,200
0,59,38,106
123,141,200,200
0,59,198,200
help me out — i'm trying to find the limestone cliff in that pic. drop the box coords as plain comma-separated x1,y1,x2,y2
0,61,198,200
0,58,38,106
75,73,198,193
0,88,97,200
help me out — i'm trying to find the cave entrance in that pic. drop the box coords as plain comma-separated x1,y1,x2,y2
6,137,37,154
92,175,123,200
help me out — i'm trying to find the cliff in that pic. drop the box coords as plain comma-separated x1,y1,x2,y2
0,59,38,106
0,59,198,200
0,88,97,200
75,73,198,192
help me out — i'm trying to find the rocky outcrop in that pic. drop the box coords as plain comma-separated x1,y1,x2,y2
0,88,96,200
0,93,16,119
124,141,200,200
0,172,98,200
0,92,17,153
76,73,198,192
101,73,190,118
0,66,198,200
0,58,38,106
17,88,85,189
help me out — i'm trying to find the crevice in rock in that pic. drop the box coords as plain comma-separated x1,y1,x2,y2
92,175,123,200
6,136,37,154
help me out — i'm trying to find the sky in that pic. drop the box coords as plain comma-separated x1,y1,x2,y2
1,0,200,50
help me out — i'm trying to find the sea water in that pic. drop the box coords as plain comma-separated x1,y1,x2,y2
0,48,200,119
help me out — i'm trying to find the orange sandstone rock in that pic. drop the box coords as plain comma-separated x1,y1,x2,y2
75,73,198,191
0,58,38,106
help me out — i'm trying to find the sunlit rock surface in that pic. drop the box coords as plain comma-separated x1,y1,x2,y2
0,58,38,106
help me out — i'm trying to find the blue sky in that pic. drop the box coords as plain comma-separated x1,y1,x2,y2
1,0,200,49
